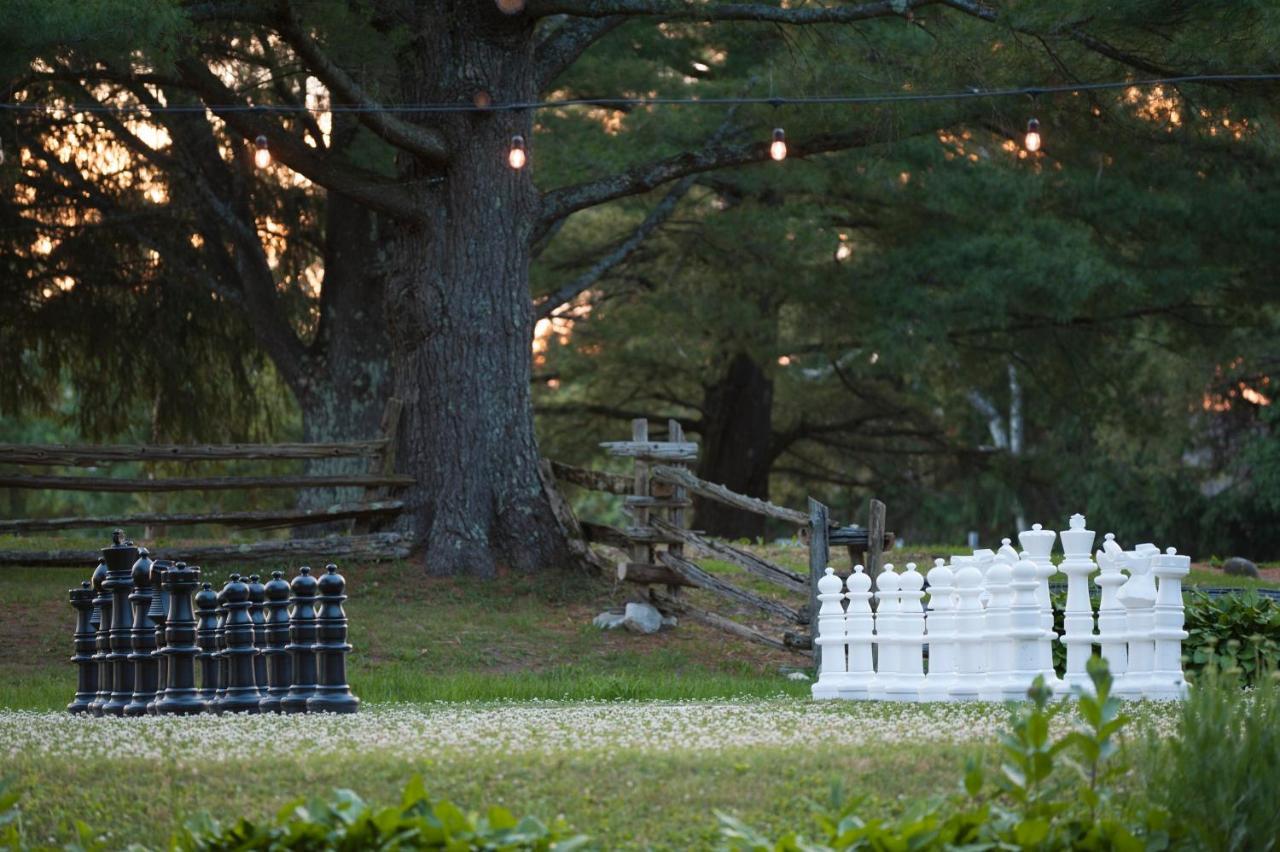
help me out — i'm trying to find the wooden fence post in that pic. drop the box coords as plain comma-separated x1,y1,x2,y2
808,498,830,667
664,419,688,599
864,498,886,591
629,419,652,572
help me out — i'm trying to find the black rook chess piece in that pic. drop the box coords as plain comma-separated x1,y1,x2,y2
102,531,140,717
125,548,158,716
146,560,171,715
259,571,291,714
282,566,319,714
247,575,268,696
195,582,219,703
307,565,359,714
217,575,261,714
88,558,110,716
155,562,205,715
68,580,97,714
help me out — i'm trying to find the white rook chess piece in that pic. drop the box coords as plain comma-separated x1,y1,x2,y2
920,559,958,702
1018,523,1061,689
811,567,846,700
840,565,876,699
871,564,900,700
979,543,1017,701
1115,547,1158,699
1150,547,1191,700
1058,514,1098,694
885,562,925,701
1004,554,1045,700
950,557,985,701
1095,534,1128,679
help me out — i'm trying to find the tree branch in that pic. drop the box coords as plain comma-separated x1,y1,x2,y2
535,15,628,89
525,0,943,23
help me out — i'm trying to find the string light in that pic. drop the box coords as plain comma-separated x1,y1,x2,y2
1024,118,1041,152
508,134,527,169
769,127,787,161
0,138,5,166
253,134,271,168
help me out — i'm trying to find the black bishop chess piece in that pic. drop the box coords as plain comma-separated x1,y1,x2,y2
102,531,140,717
146,560,171,715
195,582,219,703
282,566,319,714
88,557,110,716
217,575,262,714
68,580,97,714
155,562,205,715
247,575,268,696
259,571,292,714
124,548,158,716
307,565,360,714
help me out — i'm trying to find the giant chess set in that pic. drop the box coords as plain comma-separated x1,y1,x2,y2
66,530,359,716
812,514,1192,702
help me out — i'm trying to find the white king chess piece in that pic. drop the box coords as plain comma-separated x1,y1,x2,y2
812,567,847,699
1149,547,1191,700
1018,523,1062,689
840,565,877,699
1058,514,1098,694
1096,534,1129,678
1115,546,1159,699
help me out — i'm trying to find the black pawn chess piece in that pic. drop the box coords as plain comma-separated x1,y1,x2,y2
155,562,205,715
217,575,261,714
195,582,219,703
213,576,234,710
247,575,268,696
260,571,292,714
88,557,110,716
68,580,97,714
146,560,171,715
307,565,359,714
124,548,158,716
102,531,140,717
282,566,319,714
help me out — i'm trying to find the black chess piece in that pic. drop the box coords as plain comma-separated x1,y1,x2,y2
307,565,360,714
124,548,158,716
195,582,219,703
155,562,205,715
88,558,110,716
213,576,234,710
259,571,292,714
102,531,140,717
282,566,319,714
247,575,268,695
217,575,261,714
68,580,97,714
146,560,171,715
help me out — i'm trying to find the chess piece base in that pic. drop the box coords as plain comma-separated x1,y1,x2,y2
307,691,360,714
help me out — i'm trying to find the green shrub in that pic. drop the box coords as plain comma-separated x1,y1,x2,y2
1183,591,1280,684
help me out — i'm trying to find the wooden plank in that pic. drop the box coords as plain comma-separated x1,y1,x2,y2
0,501,405,534
646,517,807,593
0,441,386,466
865,498,887,590
547,461,633,495
0,533,412,567
828,526,895,550
651,590,792,653
599,440,698,461
658,551,805,624
354,397,404,535
0,473,415,492
651,465,809,526
580,521,632,549
808,498,830,667
622,525,686,544
540,459,613,576
623,496,692,509
616,561,697,588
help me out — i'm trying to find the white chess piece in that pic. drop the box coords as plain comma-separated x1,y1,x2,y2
1095,534,1128,679
1149,547,1191,700
812,567,846,699
1115,547,1158,699
979,545,1017,701
1018,523,1062,689
871,564,900,700
839,565,877,699
1004,554,1046,700
1058,514,1098,694
972,548,996,608
920,559,958,702
887,562,925,701
950,558,985,701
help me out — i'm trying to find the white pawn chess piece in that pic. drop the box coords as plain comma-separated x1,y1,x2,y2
839,565,876,699
1095,534,1128,679
1115,547,1158,699
920,559,958,702
1149,547,1191,700
1004,554,1046,700
979,543,1018,701
1058,514,1098,694
949,558,985,701
871,564,900,700
886,563,926,701
811,567,847,699
1018,523,1061,689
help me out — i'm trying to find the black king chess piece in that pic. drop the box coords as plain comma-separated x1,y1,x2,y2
68,580,97,714
217,575,262,714
195,582,220,703
260,571,292,714
155,562,205,715
101,531,140,717
124,547,158,716
88,557,109,716
282,566,319,714
307,564,360,714
146,560,171,714
247,575,268,696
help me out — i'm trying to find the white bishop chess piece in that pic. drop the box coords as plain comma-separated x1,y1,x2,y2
1018,523,1062,690
1058,514,1098,695
811,567,846,700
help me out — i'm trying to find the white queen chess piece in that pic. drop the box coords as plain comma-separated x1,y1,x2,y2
1018,523,1062,689
811,567,846,699
1058,514,1098,694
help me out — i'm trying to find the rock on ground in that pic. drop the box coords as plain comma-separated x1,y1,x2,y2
622,602,664,634
1222,557,1260,578
593,610,626,630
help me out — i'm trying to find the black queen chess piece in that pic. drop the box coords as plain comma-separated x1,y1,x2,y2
307,564,359,714
260,571,292,714
282,566,320,714
101,531,140,717
155,562,205,715
67,580,97,714
124,548,158,716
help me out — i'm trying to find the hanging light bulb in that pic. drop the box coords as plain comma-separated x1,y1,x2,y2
253,135,271,168
769,127,787,162
508,134,527,169
1024,118,1041,152
0,138,5,166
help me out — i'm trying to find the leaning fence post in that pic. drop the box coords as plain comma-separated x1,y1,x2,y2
865,498,886,591
807,498,830,667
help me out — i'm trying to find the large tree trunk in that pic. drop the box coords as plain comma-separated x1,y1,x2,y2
695,352,775,541
382,6,573,576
